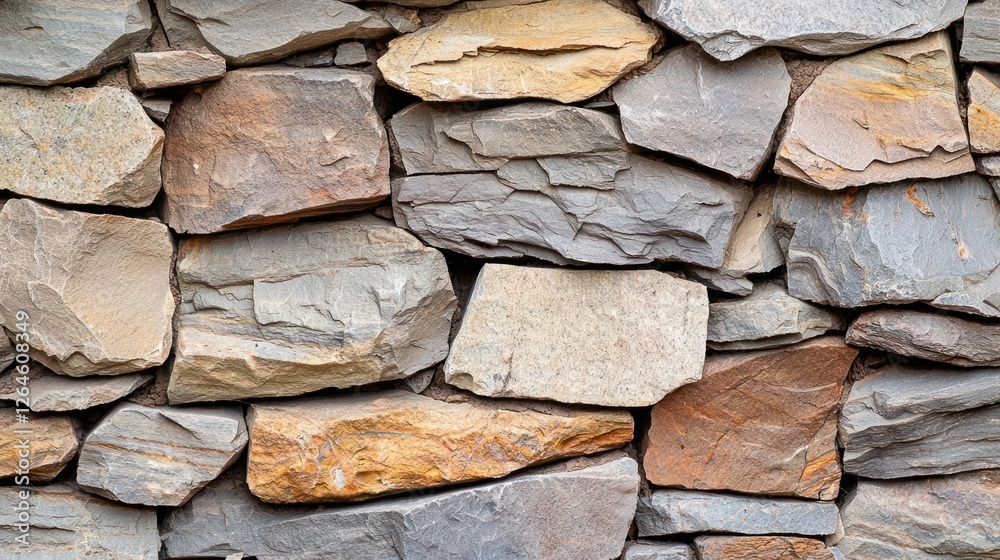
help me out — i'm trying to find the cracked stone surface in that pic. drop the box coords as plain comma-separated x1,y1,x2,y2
846,309,1000,367
0,409,78,482
0,364,152,412
961,0,1000,63
695,536,835,560
969,67,1000,154
128,50,227,90
624,543,695,560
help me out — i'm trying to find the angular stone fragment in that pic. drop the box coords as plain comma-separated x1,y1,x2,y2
169,216,455,403
981,154,1000,176
613,45,790,180
129,50,227,90
846,310,1000,367
0,364,152,412
163,67,390,233
377,0,660,102
0,0,153,85
624,543,695,560
77,403,247,507
162,455,640,560
154,0,209,51
0,484,158,559
0,86,164,207
969,68,1000,154
775,32,974,189
247,390,632,503
0,409,78,482
639,0,966,61
838,472,1000,558
645,337,857,499
140,96,172,123
695,536,835,560
774,175,1000,317
961,0,1000,63
335,42,370,67
446,265,708,407
636,489,838,537
0,337,11,372
163,0,392,65
0,200,174,376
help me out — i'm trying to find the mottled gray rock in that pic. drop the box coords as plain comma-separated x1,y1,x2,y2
0,0,153,85
335,42,370,67
139,96,172,123
624,543,695,560
846,310,1000,367
162,454,640,559
980,155,1000,176
0,484,158,559
613,45,790,180
774,175,1000,317
77,403,247,507
961,0,1000,63
0,364,152,412
639,0,967,61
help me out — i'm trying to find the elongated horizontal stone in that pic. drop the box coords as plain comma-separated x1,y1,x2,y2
846,310,1000,367
969,68,1000,154
129,50,227,90
695,536,835,560
0,364,152,412
0,409,78,482
624,543,695,560
961,0,1000,63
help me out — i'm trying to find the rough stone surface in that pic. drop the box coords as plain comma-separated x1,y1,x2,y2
0,85,164,207
77,403,247,507
639,0,966,61
774,174,1000,317
969,68,1000,154
139,96,172,123
0,199,174,376
445,265,708,407
846,309,1000,367
613,45,790,180
162,455,640,560
377,0,661,102
644,337,857,500
624,543,695,560
0,409,78,482
0,364,152,412
980,154,1000,176
838,471,1000,558
169,216,456,404
246,390,633,503
961,0,1000,63
695,536,835,560
0,338,11,372
775,32,974,190
128,50,227,89
0,0,153,85
162,67,390,234
335,42,370,67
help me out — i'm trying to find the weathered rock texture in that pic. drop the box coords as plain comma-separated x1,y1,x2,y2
846,310,1000,367
377,0,661,102
170,216,455,403
775,32,974,189
0,338,12,373
0,199,174,376
162,67,390,234
128,50,227,89
0,409,78,482
0,364,152,412
445,265,708,407
969,68,1000,154
695,536,835,560
624,543,695,560
0,85,164,207
961,0,1000,63
644,337,857,499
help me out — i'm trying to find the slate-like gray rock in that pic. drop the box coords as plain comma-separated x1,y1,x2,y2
154,0,209,51
612,45,790,180
161,454,640,560
0,364,152,412
980,155,1000,177
961,0,1000,63
774,175,1000,317
0,0,153,85
0,484,158,559
846,310,1000,367
636,489,838,537
624,543,695,560
77,403,248,507
638,0,967,61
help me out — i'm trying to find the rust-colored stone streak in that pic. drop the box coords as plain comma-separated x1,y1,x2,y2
0,409,78,482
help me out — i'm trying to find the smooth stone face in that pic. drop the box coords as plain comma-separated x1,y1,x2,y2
961,0,1000,63
846,310,1000,367
445,265,708,407
639,0,966,61
0,484,158,558
377,0,660,102
246,390,633,503
969,68,1000,154
77,403,247,507
0,409,78,482
775,32,974,190
0,0,153,85
162,67,390,234
164,0,392,65
695,536,835,560
169,216,456,404
624,543,695,560
128,50,227,89
636,489,838,537
613,45,790,180
0,86,164,207
644,337,857,500
0,199,174,376
0,364,152,412
162,455,640,560
838,472,1000,558
774,175,1000,317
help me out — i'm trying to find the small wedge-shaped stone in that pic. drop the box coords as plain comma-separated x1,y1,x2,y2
0,364,152,412
969,68,1000,154
0,0,153,85
645,337,857,500
775,32,973,189
129,51,227,90
0,409,78,482
0,484,158,559
847,310,1000,367
695,536,835,560
613,45,790,180
838,472,1000,558
0,86,163,207
624,543,695,560
77,403,247,506
0,200,174,376
162,454,640,560
247,390,633,503
164,0,392,65
170,216,455,403
163,67,390,234
961,0,1000,63
377,0,660,102
445,265,707,407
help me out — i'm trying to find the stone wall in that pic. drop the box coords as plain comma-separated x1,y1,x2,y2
0,0,997,558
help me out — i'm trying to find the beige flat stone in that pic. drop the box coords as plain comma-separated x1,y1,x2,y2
129,51,227,90
969,67,1000,154
0,409,78,482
